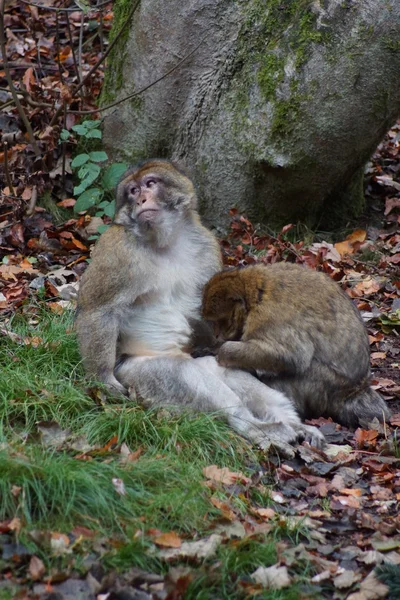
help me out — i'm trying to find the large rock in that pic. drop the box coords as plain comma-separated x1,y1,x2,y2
103,0,400,228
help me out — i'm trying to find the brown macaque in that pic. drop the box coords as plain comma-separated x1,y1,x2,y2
202,262,391,428
75,160,323,455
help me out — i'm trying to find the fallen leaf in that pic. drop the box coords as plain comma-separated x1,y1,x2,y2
203,465,250,486
334,569,361,589
112,478,126,496
347,570,389,600
254,507,276,519
154,531,182,548
50,532,70,555
158,534,222,561
37,421,70,447
252,564,291,590
210,496,235,520
29,555,45,580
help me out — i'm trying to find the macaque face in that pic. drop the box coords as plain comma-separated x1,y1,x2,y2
202,284,246,342
115,161,196,235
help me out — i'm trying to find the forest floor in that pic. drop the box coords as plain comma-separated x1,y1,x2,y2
0,2,400,599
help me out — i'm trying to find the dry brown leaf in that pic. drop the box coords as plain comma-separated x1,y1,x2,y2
334,229,367,256
158,534,222,561
347,570,389,600
154,531,182,548
50,532,70,555
252,564,291,590
339,488,362,497
203,465,250,486
334,569,361,589
29,555,45,581
210,497,235,520
254,507,276,520
8,517,21,533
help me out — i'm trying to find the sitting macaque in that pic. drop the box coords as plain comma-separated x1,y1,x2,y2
75,160,323,454
202,262,391,428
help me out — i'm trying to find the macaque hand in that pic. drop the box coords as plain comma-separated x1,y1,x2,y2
217,341,244,368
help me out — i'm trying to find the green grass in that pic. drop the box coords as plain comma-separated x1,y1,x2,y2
0,303,312,598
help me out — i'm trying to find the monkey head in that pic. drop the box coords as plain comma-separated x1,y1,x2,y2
202,270,247,341
114,160,198,243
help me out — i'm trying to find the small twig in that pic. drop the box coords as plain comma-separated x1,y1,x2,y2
3,142,15,195
98,0,104,55
50,0,140,125
55,9,65,84
65,9,83,96
0,0,41,156
0,61,59,70
68,36,209,115
61,102,67,190
78,11,84,87
26,185,38,216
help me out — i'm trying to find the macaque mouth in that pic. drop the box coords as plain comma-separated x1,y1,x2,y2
137,208,160,220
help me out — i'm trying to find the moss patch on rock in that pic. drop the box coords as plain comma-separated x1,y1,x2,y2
100,0,135,106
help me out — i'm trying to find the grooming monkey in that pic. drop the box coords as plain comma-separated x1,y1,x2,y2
202,263,391,428
75,160,324,452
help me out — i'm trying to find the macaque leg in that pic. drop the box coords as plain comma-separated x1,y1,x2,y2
116,355,299,452
116,356,320,455
219,363,325,449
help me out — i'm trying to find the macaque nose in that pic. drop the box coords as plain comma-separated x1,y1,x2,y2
136,194,147,206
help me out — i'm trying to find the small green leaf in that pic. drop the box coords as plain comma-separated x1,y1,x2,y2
60,129,71,141
74,188,103,213
89,151,108,163
71,153,90,168
74,182,89,195
97,224,110,234
78,162,101,187
102,162,129,191
95,211,105,217
88,234,100,240
86,129,102,139
71,124,88,136
103,200,115,218
83,119,101,129
97,200,109,209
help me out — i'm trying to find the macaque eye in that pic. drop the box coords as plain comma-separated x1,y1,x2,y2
129,184,139,195
146,179,156,188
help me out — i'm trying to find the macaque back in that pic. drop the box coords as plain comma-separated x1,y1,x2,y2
202,263,391,427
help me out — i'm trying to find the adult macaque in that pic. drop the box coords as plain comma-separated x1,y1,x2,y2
202,263,391,428
76,160,323,453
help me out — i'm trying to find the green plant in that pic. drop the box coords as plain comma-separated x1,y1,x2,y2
60,120,128,236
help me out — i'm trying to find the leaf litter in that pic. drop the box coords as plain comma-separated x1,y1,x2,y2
0,2,399,599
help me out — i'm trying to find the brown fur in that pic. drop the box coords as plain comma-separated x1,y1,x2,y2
202,263,391,428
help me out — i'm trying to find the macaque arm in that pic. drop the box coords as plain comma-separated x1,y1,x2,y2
217,337,313,374
75,308,126,393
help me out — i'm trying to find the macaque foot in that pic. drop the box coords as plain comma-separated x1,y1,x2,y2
295,423,325,449
103,375,128,397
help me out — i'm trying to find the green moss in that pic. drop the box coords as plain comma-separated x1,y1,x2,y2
100,0,135,106
384,38,400,51
230,0,332,143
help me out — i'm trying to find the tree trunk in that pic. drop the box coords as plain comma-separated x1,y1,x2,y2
102,0,400,229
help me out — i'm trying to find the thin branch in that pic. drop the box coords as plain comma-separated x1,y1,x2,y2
65,9,83,95
68,36,208,115
0,0,41,156
26,185,38,216
50,0,140,125
3,142,15,195
55,9,65,84
78,11,84,85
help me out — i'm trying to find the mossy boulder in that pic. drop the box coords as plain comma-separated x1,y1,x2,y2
103,0,400,229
